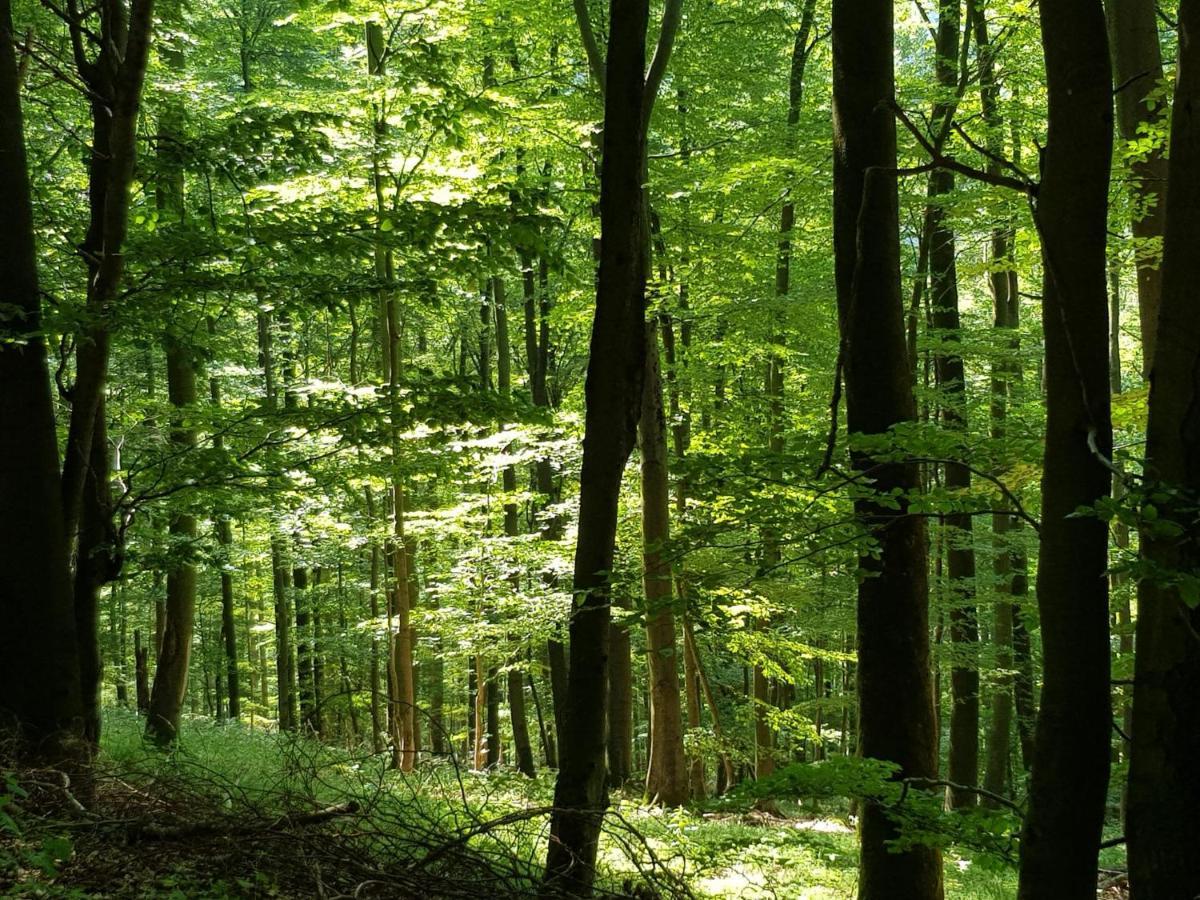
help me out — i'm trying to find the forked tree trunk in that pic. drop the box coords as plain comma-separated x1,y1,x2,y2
1018,1,1114,895
543,0,653,889
831,1,943,896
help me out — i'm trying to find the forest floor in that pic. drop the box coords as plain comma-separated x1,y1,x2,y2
2,712,1123,898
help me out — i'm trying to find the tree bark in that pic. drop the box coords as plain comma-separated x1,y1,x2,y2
971,0,1020,805
544,0,655,889
831,1,943,896
0,0,85,756
926,0,978,811
641,324,688,807
272,538,296,731
1105,0,1167,376
1127,7,1200,894
147,339,199,745
1017,2,1114,895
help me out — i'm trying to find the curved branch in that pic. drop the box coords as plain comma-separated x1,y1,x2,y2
572,0,606,93
641,0,683,128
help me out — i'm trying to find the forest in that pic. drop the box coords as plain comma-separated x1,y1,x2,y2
0,0,1196,896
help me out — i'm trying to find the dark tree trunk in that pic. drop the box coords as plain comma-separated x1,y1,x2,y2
606,595,634,787
0,1,85,756
508,666,536,777
926,0,978,811
217,518,239,720
74,402,113,746
295,565,319,732
831,1,943,896
1127,7,1200,895
1017,2,1114,895
544,0,653,889
273,538,297,730
134,630,150,714
486,664,501,768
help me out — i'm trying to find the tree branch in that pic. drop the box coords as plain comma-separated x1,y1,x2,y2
641,0,683,129
572,0,606,94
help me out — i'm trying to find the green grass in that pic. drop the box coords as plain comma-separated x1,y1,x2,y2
87,711,1027,898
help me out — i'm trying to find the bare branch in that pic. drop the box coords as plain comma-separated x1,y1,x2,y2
572,0,606,93
642,0,683,129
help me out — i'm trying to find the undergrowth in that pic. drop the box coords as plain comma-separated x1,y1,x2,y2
0,710,1029,898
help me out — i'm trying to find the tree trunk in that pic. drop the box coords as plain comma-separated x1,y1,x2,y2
1105,0,1166,375
1127,8,1200,894
74,402,112,746
508,666,536,777
0,4,85,755
972,0,1020,805
1017,2,1114,895
641,324,688,807
217,518,239,720
831,1,943,896
607,599,634,786
926,0,978,811
134,630,150,713
486,664,501,768
295,565,320,733
147,339,198,745
272,538,297,731
544,0,654,888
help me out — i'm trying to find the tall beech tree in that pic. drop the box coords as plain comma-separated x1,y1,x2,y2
640,322,687,807
830,1,942,896
1105,0,1166,375
1127,4,1200,894
544,0,680,889
924,0,979,810
0,0,86,758
146,4,199,745
1017,1,1114,896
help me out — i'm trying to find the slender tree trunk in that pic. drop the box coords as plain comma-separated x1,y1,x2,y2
1127,9,1200,894
272,538,296,730
295,565,319,732
641,324,688,807
134,630,150,714
607,597,634,786
74,402,112,746
486,664,501,767
147,339,198,745
972,0,1020,804
831,1,943,895
1018,2,1114,895
217,519,239,719
544,0,655,888
59,0,155,550
1105,0,1167,376
926,0,978,810
508,666,536,777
